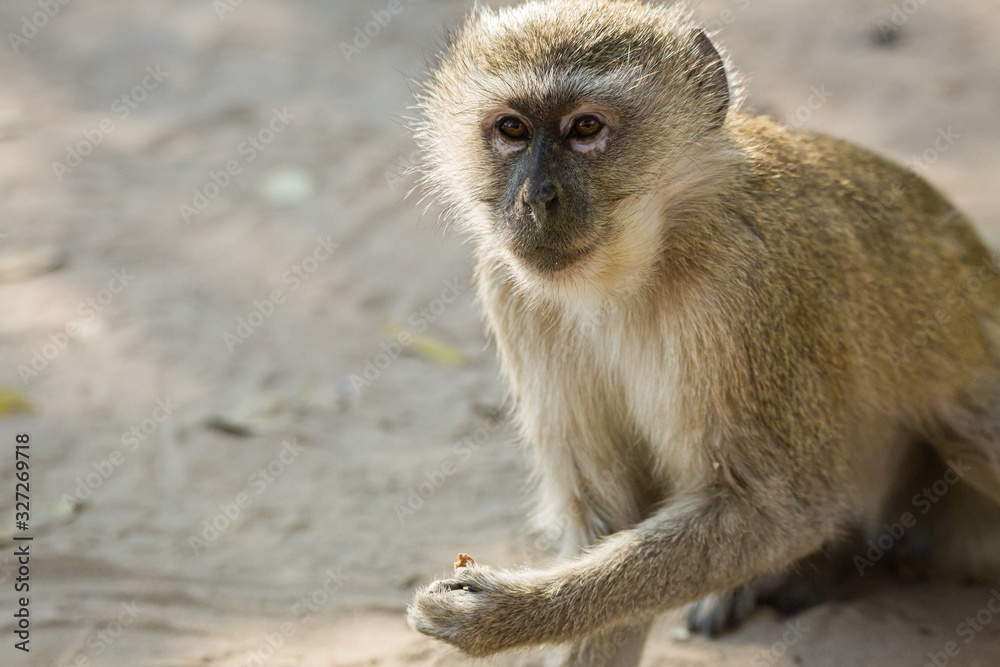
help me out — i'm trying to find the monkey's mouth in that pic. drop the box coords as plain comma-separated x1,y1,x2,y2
514,243,594,274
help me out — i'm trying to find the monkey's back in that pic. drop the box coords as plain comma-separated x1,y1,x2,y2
726,114,1000,417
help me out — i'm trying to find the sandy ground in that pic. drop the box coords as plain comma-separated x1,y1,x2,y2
0,0,998,665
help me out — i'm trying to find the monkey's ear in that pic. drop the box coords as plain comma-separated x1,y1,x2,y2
690,29,730,129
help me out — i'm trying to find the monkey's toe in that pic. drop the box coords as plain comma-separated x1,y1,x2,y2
687,570,831,637
757,576,828,615
685,583,759,637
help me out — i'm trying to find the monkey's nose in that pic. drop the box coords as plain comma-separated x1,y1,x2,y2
525,183,558,224
533,183,557,208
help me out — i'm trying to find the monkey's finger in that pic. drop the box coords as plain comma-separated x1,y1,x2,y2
426,578,483,594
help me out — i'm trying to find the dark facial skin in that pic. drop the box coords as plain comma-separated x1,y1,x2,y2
484,107,617,273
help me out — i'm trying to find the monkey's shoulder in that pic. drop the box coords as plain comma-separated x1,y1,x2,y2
724,113,977,258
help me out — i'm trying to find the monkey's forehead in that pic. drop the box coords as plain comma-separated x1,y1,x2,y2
440,0,700,80
437,67,645,122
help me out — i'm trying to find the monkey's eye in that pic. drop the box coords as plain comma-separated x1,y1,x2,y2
497,117,530,140
571,115,604,138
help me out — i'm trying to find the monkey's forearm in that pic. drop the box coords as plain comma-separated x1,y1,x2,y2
409,489,843,656
531,492,840,644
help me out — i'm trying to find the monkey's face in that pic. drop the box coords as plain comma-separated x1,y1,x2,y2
481,104,617,275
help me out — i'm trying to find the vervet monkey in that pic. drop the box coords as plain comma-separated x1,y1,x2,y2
406,0,1000,663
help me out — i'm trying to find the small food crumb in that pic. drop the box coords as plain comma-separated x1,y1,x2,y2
455,553,476,569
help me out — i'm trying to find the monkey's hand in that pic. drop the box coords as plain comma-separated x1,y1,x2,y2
407,564,549,657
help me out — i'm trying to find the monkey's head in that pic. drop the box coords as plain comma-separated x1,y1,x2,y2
416,0,739,301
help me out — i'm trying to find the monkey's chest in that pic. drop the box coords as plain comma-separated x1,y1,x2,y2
528,326,712,523
594,334,713,493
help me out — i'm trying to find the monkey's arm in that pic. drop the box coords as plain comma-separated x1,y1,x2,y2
407,484,843,657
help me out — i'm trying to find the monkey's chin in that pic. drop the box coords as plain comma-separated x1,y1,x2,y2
505,243,627,313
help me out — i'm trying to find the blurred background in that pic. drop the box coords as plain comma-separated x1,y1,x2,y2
0,0,997,665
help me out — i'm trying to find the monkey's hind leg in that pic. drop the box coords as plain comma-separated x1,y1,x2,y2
922,382,1000,580
907,475,1000,581
933,383,1000,507
685,561,836,637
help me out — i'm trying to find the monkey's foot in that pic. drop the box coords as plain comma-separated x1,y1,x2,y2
685,582,760,637
686,572,827,637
